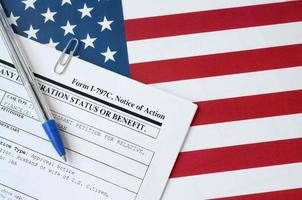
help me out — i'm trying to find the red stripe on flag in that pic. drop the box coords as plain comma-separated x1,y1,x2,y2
212,188,302,200
130,44,302,84
192,90,302,126
125,1,302,41
170,138,302,178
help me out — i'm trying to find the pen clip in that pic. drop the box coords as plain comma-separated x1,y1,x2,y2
54,38,79,75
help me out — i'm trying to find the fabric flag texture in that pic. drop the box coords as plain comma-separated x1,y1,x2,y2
123,0,302,199
3,0,302,199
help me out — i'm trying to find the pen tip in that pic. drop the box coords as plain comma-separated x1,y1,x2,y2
61,155,67,162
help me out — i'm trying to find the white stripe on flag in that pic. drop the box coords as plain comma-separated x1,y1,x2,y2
151,67,302,102
162,162,302,200
182,114,302,151
122,0,289,19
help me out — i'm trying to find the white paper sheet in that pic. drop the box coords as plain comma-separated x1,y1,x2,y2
0,37,197,200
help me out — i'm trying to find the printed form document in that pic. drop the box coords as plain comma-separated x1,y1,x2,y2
0,37,197,200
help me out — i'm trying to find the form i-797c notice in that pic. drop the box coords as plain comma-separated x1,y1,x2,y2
0,37,197,200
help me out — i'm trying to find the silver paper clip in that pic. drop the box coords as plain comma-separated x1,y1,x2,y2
54,38,79,74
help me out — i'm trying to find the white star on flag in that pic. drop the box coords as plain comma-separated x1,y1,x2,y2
9,12,19,26
61,0,72,6
61,21,76,36
22,0,36,10
101,47,117,63
78,3,93,18
81,34,96,49
47,38,59,48
24,25,39,39
98,16,113,32
41,8,56,23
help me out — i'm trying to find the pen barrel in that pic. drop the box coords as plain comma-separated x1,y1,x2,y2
27,80,54,122
0,4,53,122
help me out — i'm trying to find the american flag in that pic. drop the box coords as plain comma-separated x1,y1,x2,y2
3,0,302,199
124,0,302,199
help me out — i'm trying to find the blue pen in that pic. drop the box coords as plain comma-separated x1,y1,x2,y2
0,4,67,162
